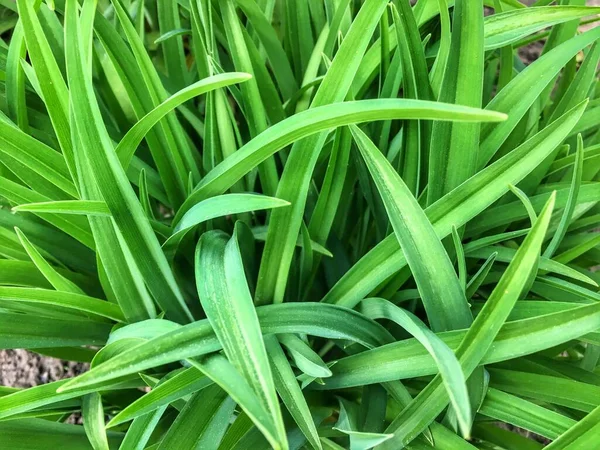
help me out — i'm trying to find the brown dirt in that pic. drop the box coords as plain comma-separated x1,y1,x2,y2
0,349,88,388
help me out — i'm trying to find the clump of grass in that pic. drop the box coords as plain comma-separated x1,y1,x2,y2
0,0,600,448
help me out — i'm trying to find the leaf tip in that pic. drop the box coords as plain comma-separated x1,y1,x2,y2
104,417,119,429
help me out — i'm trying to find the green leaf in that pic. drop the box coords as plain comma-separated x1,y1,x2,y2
359,298,471,437
234,0,298,100
156,385,234,450
189,353,285,450
83,392,110,450
430,0,451,98
334,428,393,450
0,287,125,322
547,134,583,258
0,419,123,450
74,128,157,323
15,227,85,294
118,407,166,450
467,182,600,238
153,28,191,45
484,6,600,50
0,177,94,249
266,335,322,450
278,334,332,378
554,233,600,265
16,0,77,179
0,119,77,198
466,253,498,299
465,246,596,286
488,367,600,413
171,193,289,242
479,27,600,166
164,194,290,261
322,100,586,309
545,403,600,449
5,22,29,132
251,226,332,257
176,99,506,226
255,0,410,306
452,226,467,290
13,200,111,216
427,0,484,204
350,125,473,337
156,0,188,89
0,312,111,349
57,303,392,392
65,0,193,324
107,367,212,427
307,126,352,247
220,0,278,196
376,193,556,447
389,1,432,194
480,387,575,440
116,72,251,169
195,227,286,448
0,260,91,290
546,42,600,125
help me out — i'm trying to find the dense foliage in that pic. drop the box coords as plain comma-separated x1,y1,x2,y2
1,0,600,448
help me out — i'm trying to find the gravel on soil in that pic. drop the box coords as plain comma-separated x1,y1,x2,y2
0,349,88,388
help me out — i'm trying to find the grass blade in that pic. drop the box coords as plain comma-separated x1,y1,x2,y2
65,0,192,323
195,226,286,448
427,0,484,204
484,6,600,50
322,100,585,308
378,193,556,448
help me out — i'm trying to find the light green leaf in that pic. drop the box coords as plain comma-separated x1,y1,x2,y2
484,6,600,50
380,193,556,448
176,99,506,226
0,287,125,322
156,384,234,450
322,100,585,309
116,73,251,169
107,367,212,427
545,402,600,449
15,227,85,294
57,303,393,392
83,392,109,450
195,227,286,448
13,200,110,216
65,0,193,323
350,125,472,336
278,334,332,379
359,298,471,437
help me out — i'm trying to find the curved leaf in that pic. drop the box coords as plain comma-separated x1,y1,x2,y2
116,72,252,168
484,6,600,50
195,227,286,448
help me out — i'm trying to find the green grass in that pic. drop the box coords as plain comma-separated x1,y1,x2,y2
0,0,600,448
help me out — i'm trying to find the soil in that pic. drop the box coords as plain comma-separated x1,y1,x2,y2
0,349,88,388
